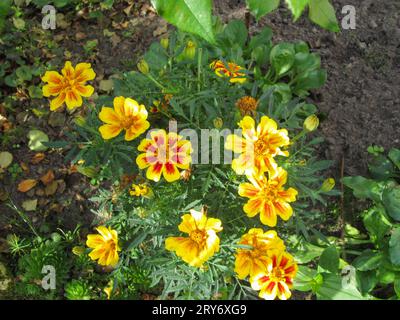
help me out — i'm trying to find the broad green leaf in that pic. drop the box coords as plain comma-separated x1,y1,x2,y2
294,69,326,94
394,278,400,297
382,186,400,221
270,43,295,76
308,0,339,32
285,0,309,20
316,273,367,300
151,0,215,44
356,270,378,295
219,19,248,48
342,176,383,202
389,228,400,266
249,26,273,50
388,148,400,169
352,250,383,271
363,206,391,242
318,246,339,273
27,129,49,151
16,65,32,81
246,0,280,21
293,265,318,292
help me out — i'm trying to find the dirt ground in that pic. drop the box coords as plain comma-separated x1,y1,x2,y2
1,0,399,238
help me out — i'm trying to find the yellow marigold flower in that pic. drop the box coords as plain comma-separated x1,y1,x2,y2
250,252,298,300
238,168,298,227
136,129,192,182
303,114,319,132
210,60,246,84
321,178,335,192
98,96,150,141
42,61,95,111
235,229,285,279
86,226,121,267
165,209,223,267
225,116,290,176
236,96,258,116
129,183,153,198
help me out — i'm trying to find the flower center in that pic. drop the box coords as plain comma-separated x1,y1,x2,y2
261,183,278,202
270,267,285,282
121,116,137,130
190,230,206,245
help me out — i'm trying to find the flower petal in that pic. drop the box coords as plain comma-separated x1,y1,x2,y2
99,107,120,125
146,162,163,182
50,92,66,111
99,124,122,140
163,162,180,182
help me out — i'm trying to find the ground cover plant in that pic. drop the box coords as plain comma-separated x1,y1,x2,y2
0,0,399,301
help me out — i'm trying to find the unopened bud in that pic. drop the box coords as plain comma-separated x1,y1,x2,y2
303,114,319,132
321,178,335,192
137,59,149,75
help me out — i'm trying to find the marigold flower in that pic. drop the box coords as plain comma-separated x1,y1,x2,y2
250,252,298,300
129,183,153,198
98,96,150,141
236,96,258,116
165,209,223,267
225,116,290,176
238,168,298,227
210,60,246,83
86,226,121,267
136,130,192,182
235,229,285,279
42,61,95,111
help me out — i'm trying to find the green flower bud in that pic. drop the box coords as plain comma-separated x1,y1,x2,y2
160,37,169,50
213,117,223,129
183,41,196,60
320,178,335,192
137,59,149,74
303,114,319,132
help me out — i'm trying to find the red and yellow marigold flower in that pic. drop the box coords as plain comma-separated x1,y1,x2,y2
86,226,121,267
136,129,192,182
250,252,298,300
210,60,246,84
225,116,290,176
238,167,298,227
42,61,95,111
99,96,150,141
235,228,285,279
165,209,223,267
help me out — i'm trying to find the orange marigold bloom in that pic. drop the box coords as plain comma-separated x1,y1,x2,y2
250,252,298,300
99,96,150,141
42,61,95,111
225,116,290,176
210,60,246,83
165,209,223,267
235,228,285,279
136,130,192,182
86,226,121,267
238,167,298,227
236,96,258,116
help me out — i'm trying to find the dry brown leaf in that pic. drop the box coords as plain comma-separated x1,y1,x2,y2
31,153,45,164
20,162,29,172
40,169,55,185
17,179,38,192
45,181,58,196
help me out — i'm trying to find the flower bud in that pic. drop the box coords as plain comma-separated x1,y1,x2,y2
160,37,169,50
72,246,85,256
321,178,335,192
137,59,149,75
303,114,319,132
183,41,196,60
74,116,86,127
213,117,223,129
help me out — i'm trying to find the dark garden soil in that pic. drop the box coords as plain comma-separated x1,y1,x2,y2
1,0,399,245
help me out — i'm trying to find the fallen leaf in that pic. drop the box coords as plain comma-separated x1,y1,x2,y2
20,162,29,172
99,79,114,92
45,181,58,196
22,199,38,211
18,179,38,192
40,169,55,185
75,32,87,41
0,152,13,169
31,153,45,164
27,129,49,151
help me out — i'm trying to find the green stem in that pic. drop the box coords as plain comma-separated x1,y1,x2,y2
197,47,202,92
7,200,40,238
